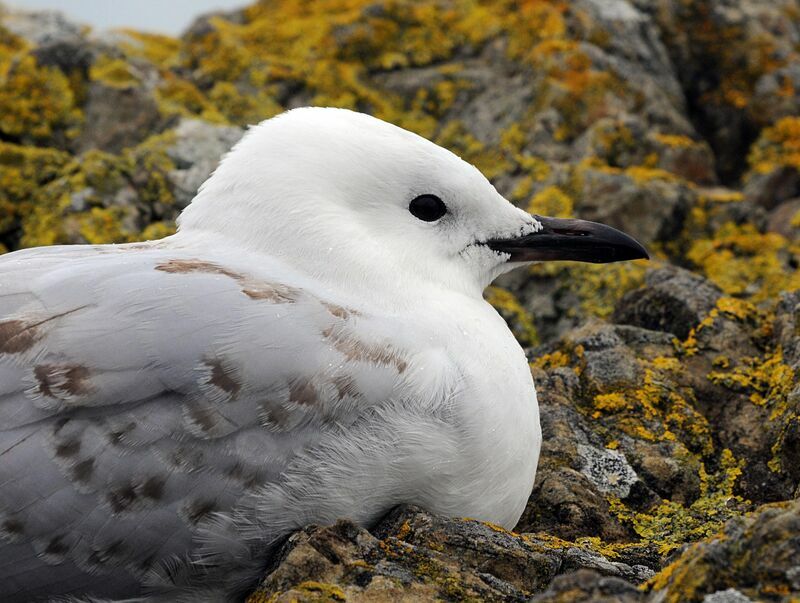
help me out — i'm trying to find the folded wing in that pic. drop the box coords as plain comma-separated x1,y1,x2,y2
0,243,411,601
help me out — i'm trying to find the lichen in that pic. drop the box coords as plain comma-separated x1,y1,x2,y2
0,54,82,143
586,353,713,455
294,581,346,601
529,259,647,321
0,141,71,249
611,449,745,555
686,222,800,302
526,186,573,218
485,286,539,347
89,55,140,88
746,115,800,175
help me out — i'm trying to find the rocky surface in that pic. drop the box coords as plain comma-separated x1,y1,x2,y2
2,0,800,601
246,505,653,603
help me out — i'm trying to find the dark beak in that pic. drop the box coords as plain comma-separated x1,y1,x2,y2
487,216,649,264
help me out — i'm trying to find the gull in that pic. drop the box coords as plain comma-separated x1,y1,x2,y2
0,107,647,602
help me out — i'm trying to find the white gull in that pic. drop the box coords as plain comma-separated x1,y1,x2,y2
0,107,647,602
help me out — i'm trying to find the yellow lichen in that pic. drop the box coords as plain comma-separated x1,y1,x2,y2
89,55,140,88
0,54,82,141
531,349,571,371
526,185,573,218
295,581,346,601
485,286,538,346
687,222,800,302
747,116,800,175
653,133,696,148
611,449,745,555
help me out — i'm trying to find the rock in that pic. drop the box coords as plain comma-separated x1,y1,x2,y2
576,444,639,498
744,165,800,209
530,569,645,602
182,7,248,40
575,165,694,244
2,7,94,76
649,499,800,602
573,118,717,185
166,118,245,208
75,82,163,154
703,589,754,603
641,0,800,183
1,7,83,47
247,505,653,602
775,291,800,368
613,266,722,339
766,198,800,240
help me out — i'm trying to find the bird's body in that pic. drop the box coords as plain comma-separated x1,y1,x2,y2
0,108,645,601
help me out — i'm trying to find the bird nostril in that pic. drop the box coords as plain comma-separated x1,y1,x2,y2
551,228,590,237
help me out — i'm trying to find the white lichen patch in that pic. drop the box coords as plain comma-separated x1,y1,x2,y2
577,444,639,498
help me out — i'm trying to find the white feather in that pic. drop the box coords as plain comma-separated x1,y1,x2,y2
0,108,541,602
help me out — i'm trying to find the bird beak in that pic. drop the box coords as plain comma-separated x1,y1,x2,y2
487,215,649,264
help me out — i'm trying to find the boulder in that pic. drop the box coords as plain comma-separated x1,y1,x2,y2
166,118,245,208
613,266,722,339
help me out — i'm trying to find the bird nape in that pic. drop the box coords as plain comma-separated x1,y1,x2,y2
0,107,647,602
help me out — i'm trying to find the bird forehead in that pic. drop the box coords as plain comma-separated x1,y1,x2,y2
259,109,471,176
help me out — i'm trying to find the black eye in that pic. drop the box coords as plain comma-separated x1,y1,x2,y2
409,194,447,222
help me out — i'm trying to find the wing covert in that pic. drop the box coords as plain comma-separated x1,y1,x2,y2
0,243,414,601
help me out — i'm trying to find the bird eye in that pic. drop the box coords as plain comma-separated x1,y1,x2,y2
409,194,447,222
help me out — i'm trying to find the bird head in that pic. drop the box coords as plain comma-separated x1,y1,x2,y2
179,108,648,298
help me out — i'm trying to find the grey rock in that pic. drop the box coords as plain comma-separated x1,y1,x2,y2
576,166,694,244
374,41,535,148
182,7,247,40
530,569,644,602
69,188,93,212
787,565,800,590
775,290,800,368
703,589,754,603
2,7,82,47
745,166,800,210
166,119,245,208
613,266,722,339
2,6,93,74
248,505,650,601
766,197,800,240
75,82,163,154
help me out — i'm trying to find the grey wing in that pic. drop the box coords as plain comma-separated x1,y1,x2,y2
0,244,410,602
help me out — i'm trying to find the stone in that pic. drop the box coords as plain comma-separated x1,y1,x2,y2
613,266,722,339
166,119,245,208
745,166,800,210
75,82,163,154
2,7,94,74
575,166,694,244
576,444,639,498
650,500,800,602
766,198,800,240
531,569,645,602
247,506,650,602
